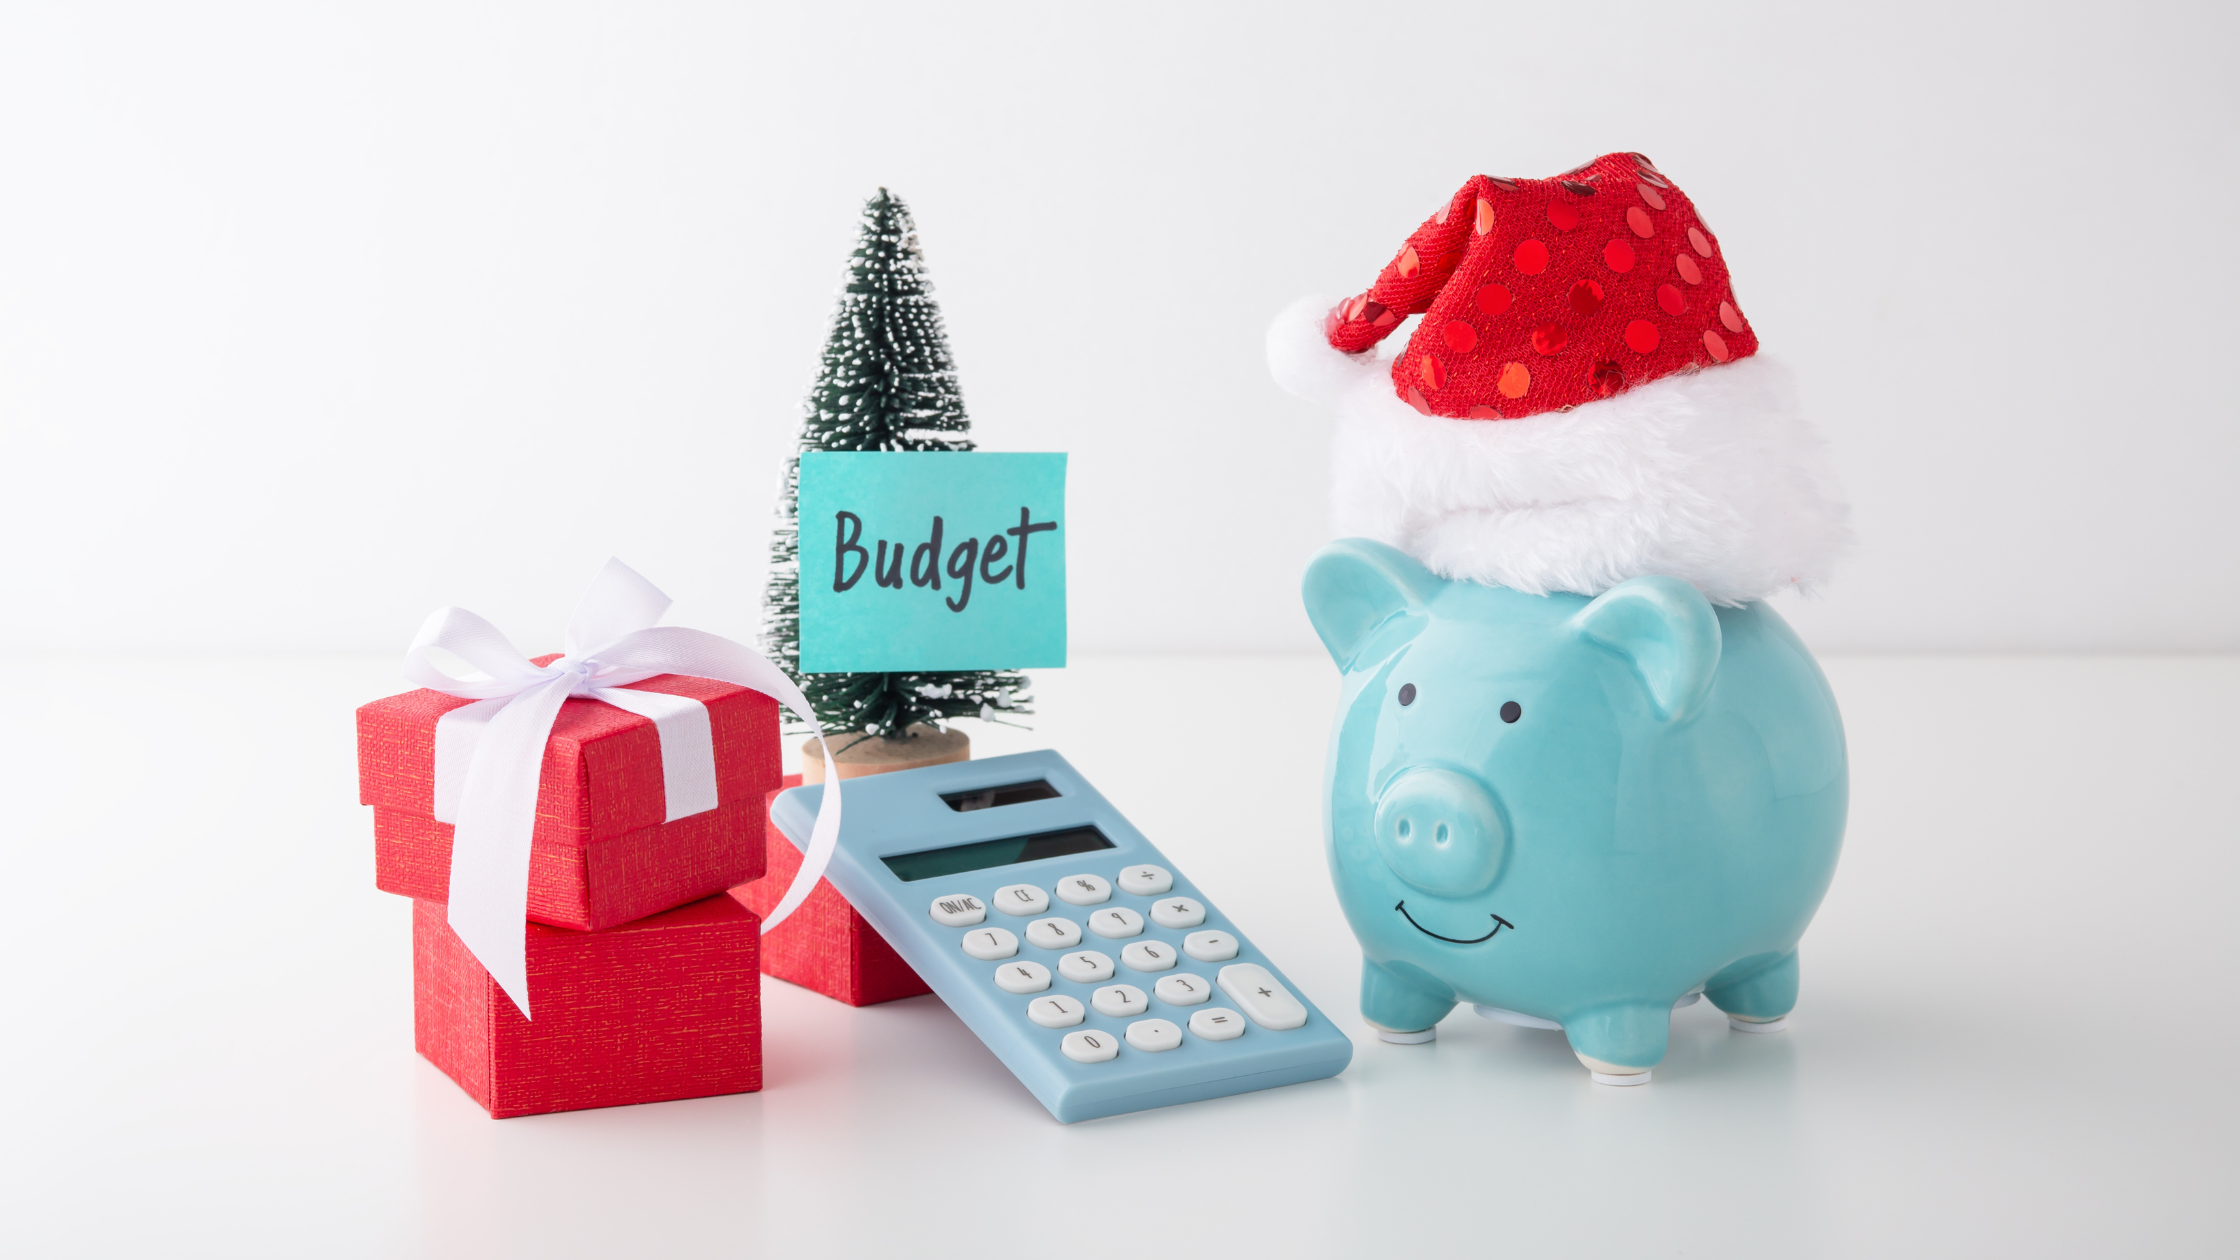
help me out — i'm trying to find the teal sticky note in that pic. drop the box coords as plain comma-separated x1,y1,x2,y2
797,452,1067,673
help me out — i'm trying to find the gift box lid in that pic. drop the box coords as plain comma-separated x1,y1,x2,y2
356,660,779,846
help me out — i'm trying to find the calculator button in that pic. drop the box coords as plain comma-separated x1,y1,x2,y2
1217,963,1308,1030
1091,984,1149,1018
1182,930,1239,962
993,960,1052,994
1126,1019,1183,1052
1117,864,1174,896
1149,897,1206,929
1028,995,1085,1028
1189,1008,1247,1041
960,927,1019,961
1025,917,1083,950
1154,973,1213,1006
1062,1029,1120,1064
1120,940,1178,972
929,894,986,927
1058,951,1115,983
1054,873,1113,905
1087,906,1145,939
992,884,1050,916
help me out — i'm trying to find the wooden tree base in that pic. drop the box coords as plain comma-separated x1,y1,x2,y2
798,723,970,785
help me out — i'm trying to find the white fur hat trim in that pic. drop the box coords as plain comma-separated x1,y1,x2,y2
1269,295,1850,606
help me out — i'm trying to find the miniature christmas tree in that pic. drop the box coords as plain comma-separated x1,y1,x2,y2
763,189,1029,742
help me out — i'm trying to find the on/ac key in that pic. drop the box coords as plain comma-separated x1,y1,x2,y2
928,894,986,927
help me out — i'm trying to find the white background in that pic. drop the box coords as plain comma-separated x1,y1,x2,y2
3,1,2235,656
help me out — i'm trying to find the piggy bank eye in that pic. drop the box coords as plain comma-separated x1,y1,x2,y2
1397,683,1418,706
1500,701,1522,723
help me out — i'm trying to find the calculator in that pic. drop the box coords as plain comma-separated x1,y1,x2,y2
767,749,1353,1123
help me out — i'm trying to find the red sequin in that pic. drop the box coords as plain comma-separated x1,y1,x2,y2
1636,167,1670,189
1475,198,1496,235
1703,330,1730,363
1421,355,1445,390
1604,239,1636,272
1436,251,1461,273
1637,183,1666,211
1466,405,1501,420
1496,362,1531,399
1559,179,1597,196
1592,360,1624,397
1513,239,1550,274
1442,320,1478,354
1720,301,1745,333
1624,320,1660,354
1475,284,1513,318
1570,278,1605,316
1546,200,1581,231
1406,387,1432,415
1675,254,1703,285
1531,323,1566,355
1488,176,1520,192
1688,227,1713,257
1436,201,1451,225
1398,246,1421,278
1627,206,1655,238
1656,284,1687,316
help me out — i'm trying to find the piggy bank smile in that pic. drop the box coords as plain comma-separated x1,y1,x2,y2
1394,900,1513,944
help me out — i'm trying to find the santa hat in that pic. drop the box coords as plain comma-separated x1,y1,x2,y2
1269,152,1847,606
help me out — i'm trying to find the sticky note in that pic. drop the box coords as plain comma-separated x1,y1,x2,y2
797,452,1066,673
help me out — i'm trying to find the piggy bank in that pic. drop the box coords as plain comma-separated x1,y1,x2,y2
1302,538,1846,1084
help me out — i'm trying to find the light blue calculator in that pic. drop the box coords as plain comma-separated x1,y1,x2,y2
768,750,1353,1123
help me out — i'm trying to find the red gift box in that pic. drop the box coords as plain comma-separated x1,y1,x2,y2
358,668,781,930
413,893,762,1117
732,775,930,1007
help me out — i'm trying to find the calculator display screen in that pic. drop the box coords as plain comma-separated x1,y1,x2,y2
881,824,1116,882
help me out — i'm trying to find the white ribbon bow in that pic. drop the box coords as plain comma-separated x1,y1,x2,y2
403,558,840,1018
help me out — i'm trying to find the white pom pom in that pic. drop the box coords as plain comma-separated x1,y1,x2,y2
1266,295,1383,405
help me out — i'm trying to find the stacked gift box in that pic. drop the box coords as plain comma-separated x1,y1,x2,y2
357,665,783,1118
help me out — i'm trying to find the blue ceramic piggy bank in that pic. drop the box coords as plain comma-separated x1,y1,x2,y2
1302,539,1847,1085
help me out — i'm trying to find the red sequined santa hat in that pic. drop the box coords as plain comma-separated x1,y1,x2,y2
1329,152,1754,419
1267,152,1847,605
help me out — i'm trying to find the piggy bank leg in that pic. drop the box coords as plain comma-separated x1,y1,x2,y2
1564,1003,1669,1085
1705,950,1799,1033
1361,957,1456,1044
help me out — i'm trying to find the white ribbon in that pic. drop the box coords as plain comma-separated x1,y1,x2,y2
403,558,841,1018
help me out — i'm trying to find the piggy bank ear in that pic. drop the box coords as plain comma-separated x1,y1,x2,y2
1302,539,1443,670
1572,576,1722,722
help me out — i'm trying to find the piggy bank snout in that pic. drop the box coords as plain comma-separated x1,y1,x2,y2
1371,768,1508,897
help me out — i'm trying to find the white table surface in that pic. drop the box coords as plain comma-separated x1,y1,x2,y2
4,652,2234,1257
